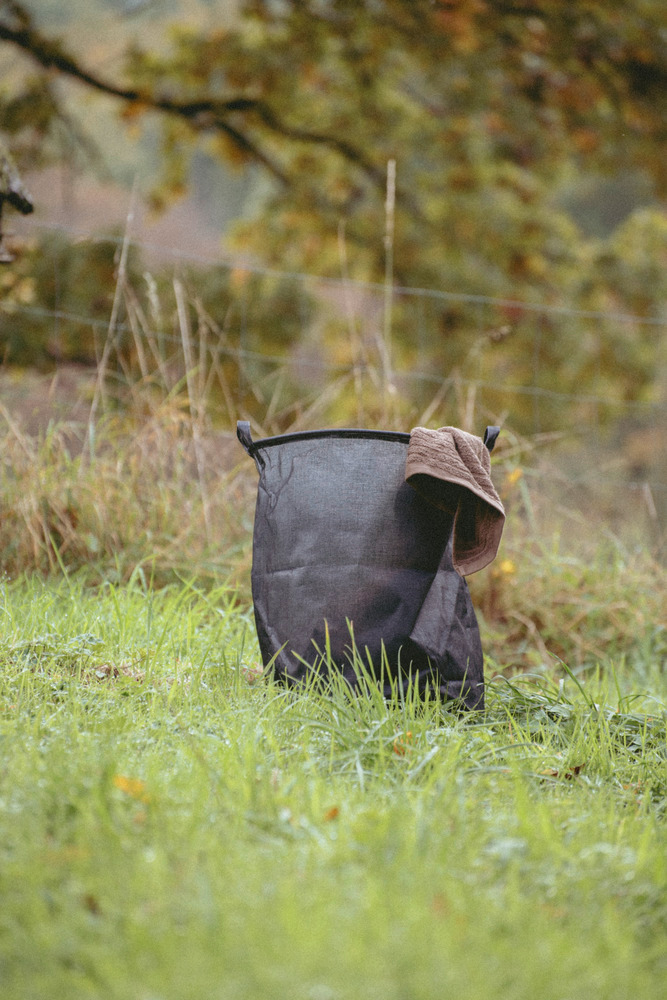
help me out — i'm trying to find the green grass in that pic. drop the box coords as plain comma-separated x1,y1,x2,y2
1,400,664,678
1,575,665,999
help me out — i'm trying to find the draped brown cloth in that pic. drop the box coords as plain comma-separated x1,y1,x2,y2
406,426,505,577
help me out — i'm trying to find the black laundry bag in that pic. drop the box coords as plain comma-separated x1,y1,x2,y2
238,421,495,709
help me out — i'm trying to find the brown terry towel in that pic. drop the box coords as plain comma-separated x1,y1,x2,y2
406,425,505,576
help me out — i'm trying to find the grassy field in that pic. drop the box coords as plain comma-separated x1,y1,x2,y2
0,373,665,998
0,572,665,999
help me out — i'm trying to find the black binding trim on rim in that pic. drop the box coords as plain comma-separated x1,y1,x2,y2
251,428,412,449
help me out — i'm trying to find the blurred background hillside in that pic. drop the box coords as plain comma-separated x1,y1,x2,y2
0,0,665,554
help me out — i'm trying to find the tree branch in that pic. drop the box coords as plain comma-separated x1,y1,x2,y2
0,8,291,185
0,1,425,217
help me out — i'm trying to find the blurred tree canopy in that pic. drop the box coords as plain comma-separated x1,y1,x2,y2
0,0,665,427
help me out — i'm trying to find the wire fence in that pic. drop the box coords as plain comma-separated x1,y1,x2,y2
2,219,666,546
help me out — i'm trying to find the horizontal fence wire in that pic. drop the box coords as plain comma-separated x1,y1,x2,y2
2,220,666,526
3,299,663,413
14,219,667,326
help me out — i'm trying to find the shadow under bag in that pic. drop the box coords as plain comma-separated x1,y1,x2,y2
238,422,500,710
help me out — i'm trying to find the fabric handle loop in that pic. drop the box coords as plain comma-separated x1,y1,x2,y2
483,426,500,453
237,420,266,469
237,420,254,454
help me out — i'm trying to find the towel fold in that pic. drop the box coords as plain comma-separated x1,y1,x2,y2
406,425,505,576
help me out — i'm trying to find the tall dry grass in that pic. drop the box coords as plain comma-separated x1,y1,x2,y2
0,273,664,676
0,381,664,677
0,395,254,590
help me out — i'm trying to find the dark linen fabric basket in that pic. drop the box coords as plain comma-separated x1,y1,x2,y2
238,421,494,709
